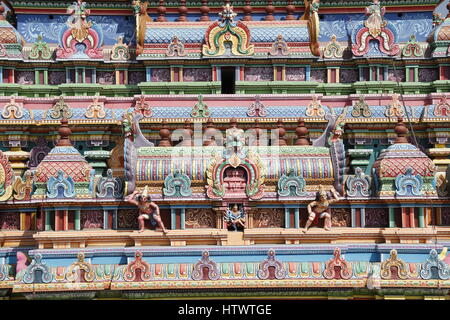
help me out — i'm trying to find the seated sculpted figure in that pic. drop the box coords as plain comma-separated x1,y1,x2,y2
224,204,246,231
303,185,340,232
125,186,168,234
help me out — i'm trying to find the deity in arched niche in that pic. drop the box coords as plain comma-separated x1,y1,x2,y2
224,204,246,231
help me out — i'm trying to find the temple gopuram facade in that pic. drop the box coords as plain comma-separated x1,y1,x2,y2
1,0,450,300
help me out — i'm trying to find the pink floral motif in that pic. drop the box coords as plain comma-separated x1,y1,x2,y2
191,250,220,280
247,95,267,117
134,95,152,118
124,251,152,282
434,96,450,117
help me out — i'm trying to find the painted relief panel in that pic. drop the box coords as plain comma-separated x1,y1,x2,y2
185,209,215,228
365,208,389,228
310,69,326,83
183,68,212,82
253,209,284,228
285,67,306,81
17,14,135,45
117,209,139,230
80,210,103,229
331,208,351,227
244,67,273,81
128,70,146,85
388,69,406,82
15,71,34,85
151,68,170,82
48,71,66,85
97,71,115,85
0,213,20,230
442,207,450,226
340,69,358,83
418,68,439,82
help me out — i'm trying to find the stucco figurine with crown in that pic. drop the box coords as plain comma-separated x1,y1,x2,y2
125,186,167,234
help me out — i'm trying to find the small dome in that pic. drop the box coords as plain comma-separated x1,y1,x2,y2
35,119,92,183
373,119,435,179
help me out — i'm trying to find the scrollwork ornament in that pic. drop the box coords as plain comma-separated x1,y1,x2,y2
385,93,405,118
1,96,24,119
351,96,371,118
257,249,286,280
346,167,371,197
191,250,220,281
163,169,192,197
46,170,76,199
65,252,95,282
85,96,106,119
380,249,409,279
278,169,306,197
50,96,73,119
96,168,123,199
23,253,53,284
306,95,325,118
323,248,352,280
124,251,152,282
420,249,450,280
395,167,423,196
323,35,344,59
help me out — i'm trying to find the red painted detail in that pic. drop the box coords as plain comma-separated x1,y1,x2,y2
288,262,296,274
312,262,320,274
155,264,162,275
202,266,210,280
180,264,186,275
234,263,241,274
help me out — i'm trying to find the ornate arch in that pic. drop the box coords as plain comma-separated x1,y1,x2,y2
346,167,371,197
206,151,264,200
380,249,409,280
192,250,220,281
257,249,286,280
124,251,152,282
22,253,53,284
65,252,95,282
395,167,423,196
202,4,254,57
323,248,352,280
278,169,306,197
420,249,450,280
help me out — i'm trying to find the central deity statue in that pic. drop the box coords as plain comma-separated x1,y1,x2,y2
224,204,246,231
